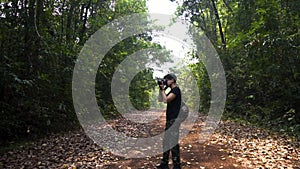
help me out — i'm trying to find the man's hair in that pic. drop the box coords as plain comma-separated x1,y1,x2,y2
164,73,177,83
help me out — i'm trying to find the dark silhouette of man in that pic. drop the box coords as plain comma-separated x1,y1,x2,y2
157,73,182,169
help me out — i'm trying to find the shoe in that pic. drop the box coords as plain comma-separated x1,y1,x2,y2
156,162,169,169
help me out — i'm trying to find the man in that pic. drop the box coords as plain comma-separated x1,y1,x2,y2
157,73,182,169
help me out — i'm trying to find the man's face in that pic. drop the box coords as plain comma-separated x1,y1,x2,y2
166,78,174,86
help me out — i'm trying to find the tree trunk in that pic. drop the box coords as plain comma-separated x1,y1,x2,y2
211,0,226,49
222,0,233,12
80,0,91,44
66,0,79,41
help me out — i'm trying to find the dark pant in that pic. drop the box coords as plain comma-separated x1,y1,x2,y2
162,119,181,166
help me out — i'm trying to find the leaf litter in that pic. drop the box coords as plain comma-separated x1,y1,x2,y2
0,111,299,169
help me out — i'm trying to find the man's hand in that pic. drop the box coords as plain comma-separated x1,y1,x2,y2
159,84,164,90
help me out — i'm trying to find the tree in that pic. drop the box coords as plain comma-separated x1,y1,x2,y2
0,0,160,142
174,0,300,136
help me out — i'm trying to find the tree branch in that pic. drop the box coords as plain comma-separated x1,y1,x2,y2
222,0,233,12
211,0,226,48
34,0,41,38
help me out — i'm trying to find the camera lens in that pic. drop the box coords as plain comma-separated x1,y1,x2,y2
157,79,162,85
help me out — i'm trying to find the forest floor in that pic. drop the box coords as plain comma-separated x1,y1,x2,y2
0,111,299,169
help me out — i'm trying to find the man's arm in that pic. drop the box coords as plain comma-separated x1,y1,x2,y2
160,89,176,103
158,89,163,102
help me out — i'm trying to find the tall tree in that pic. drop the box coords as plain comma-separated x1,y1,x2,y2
174,0,300,136
0,0,157,142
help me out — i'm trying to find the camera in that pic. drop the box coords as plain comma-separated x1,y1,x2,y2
157,78,167,86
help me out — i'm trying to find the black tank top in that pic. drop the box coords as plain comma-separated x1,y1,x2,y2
166,86,181,120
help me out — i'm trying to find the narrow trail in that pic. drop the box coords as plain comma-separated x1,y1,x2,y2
1,111,299,169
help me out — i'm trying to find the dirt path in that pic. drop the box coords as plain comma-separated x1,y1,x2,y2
1,111,299,169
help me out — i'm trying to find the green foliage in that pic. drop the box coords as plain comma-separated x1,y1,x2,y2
177,0,300,138
188,62,211,113
224,0,300,137
0,0,150,143
95,34,168,118
129,69,157,110
1,0,299,143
